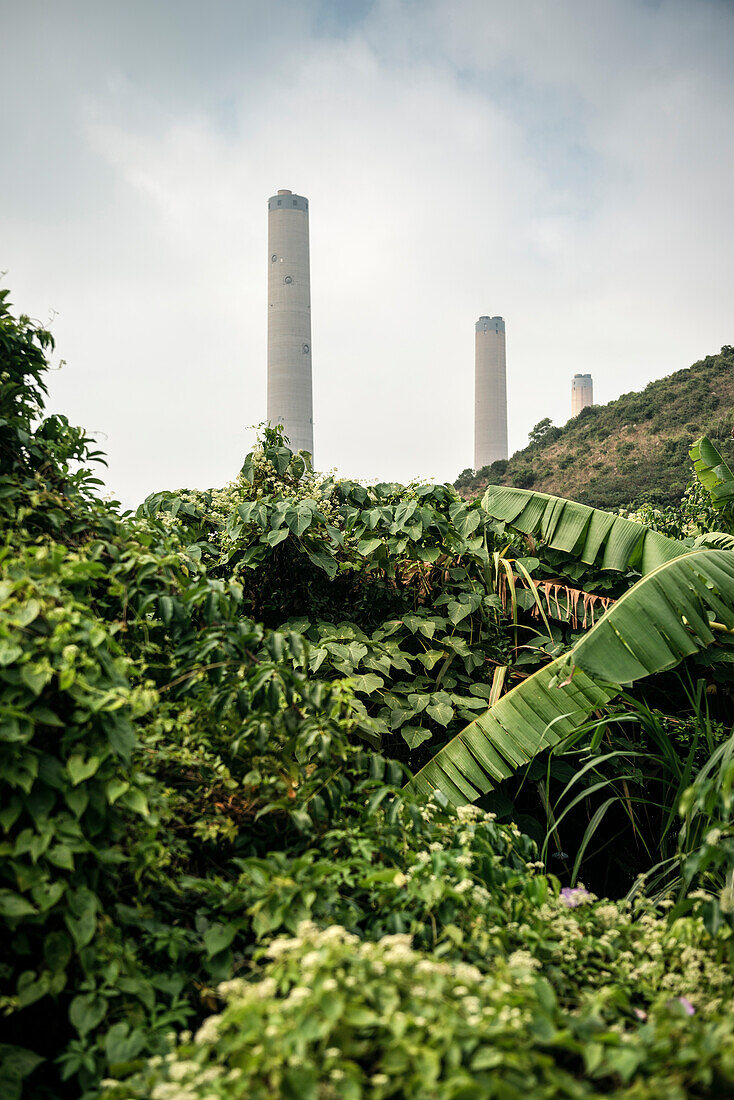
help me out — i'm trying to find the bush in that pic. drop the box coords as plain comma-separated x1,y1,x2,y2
104,908,734,1100
512,466,535,489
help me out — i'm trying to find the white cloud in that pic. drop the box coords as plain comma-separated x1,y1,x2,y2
2,0,732,505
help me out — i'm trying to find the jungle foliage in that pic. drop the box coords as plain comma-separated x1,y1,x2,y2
2,289,734,1099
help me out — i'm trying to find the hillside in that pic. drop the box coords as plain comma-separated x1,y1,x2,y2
456,346,734,509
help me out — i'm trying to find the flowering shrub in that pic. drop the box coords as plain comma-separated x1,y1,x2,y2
102,920,734,1100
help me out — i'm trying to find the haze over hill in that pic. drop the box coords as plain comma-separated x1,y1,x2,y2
456,347,734,510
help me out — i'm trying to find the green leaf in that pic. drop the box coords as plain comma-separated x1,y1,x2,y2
401,725,432,749
416,545,441,563
264,527,289,547
447,594,481,625
357,538,382,557
14,599,41,628
64,786,88,818
44,932,72,972
47,845,74,871
570,548,734,684
66,755,101,787
105,778,129,804
240,453,254,483
70,993,108,1036
32,881,67,913
482,484,688,574
65,886,98,948
690,435,734,509
203,922,237,958
416,649,446,670
264,445,293,475
0,641,22,666
0,889,37,918
104,1023,145,1067
0,1044,44,1100
306,551,337,580
426,701,453,726
16,970,51,1008
286,504,314,536
350,673,384,695
120,788,150,818
20,664,51,696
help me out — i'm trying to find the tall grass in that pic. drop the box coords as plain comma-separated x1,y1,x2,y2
538,676,729,892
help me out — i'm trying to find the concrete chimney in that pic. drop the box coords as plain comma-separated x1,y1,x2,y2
571,373,593,417
267,190,313,458
474,316,508,469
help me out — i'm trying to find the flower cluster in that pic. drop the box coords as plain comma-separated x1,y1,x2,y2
103,915,734,1100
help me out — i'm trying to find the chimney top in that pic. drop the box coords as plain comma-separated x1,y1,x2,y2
277,189,292,195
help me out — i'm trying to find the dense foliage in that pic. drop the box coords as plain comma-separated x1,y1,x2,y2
1,289,733,1098
456,346,734,509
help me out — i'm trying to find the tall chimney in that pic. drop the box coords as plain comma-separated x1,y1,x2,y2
267,190,314,458
474,315,508,469
571,373,593,417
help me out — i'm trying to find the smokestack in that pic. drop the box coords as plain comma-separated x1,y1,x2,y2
474,315,508,469
571,373,593,417
267,189,314,458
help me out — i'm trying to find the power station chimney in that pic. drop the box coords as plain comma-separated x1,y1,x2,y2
267,189,314,459
474,316,508,470
571,373,593,417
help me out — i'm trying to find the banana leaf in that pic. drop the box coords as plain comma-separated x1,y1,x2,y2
409,549,734,806
569,548,734,683
409,657,616,806
690,436,734,509
694,531,734,551
482,485,687,574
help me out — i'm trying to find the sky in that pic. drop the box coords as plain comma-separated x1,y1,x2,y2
2,0,733,507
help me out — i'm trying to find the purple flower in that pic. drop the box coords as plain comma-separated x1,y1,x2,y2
559,886,592,908
676,997,696,1016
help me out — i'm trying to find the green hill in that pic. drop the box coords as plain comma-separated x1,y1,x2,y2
456,346,734,509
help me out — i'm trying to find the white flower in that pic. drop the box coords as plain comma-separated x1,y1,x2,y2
379,933,412,949
168,1061,198,1081
194,1015,223,1044
287,987,310,1003
217,979,247,998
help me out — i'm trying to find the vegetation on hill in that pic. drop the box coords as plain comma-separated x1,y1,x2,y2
2,286,734,1099
456,346,734,509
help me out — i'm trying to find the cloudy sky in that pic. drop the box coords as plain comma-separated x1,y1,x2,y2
3,0,733,506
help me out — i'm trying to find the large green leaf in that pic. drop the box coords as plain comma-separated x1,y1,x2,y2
409,549,734,806
690,435,734,509
570,549,734,683
409,657,616,806
482,485,687,574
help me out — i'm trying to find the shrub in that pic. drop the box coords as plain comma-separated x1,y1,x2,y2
512,466,535,489
103,913,734,1100
0,543,161,1092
